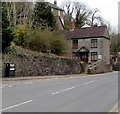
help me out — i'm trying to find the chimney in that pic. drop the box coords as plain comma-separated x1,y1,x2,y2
70,19,75,31
54,0,57,5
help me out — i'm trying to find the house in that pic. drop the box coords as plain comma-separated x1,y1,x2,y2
16,0,64,30
47,0,64,30
64,21,110,64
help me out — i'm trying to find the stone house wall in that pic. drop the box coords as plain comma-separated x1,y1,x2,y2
52,8,64,18
101,38,110,64
70,37,110,64
55,17,64,30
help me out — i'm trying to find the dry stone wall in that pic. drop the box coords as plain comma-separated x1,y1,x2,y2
2,54,82,77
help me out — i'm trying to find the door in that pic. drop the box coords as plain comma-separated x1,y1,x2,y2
80,52,88,62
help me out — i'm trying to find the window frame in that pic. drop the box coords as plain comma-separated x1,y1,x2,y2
91,39,97,48
58,11,60,16
91,52,98,61
72,39,78,49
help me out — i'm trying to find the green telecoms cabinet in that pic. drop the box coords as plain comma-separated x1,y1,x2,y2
5,63,15,77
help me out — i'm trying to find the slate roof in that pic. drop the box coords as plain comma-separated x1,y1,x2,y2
47,2,64,11
64,26,110,39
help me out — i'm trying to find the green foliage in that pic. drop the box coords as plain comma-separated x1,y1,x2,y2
24,28,68,55
64,26,70,30
13,25,28,46
26,28,51,53
50,31,67,55
2,28,14,53
75,13,87,28
33,2,56,29
112,42,120,54
110,33,120,55
2,2,9,28
2,2,14,52
3,47,16,54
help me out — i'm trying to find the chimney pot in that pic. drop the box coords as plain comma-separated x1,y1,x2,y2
70,19,75,31
54,0,57,5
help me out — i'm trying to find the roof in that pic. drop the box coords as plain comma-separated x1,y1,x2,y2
47,2,64,11
64,26,110,40
77,47,89,52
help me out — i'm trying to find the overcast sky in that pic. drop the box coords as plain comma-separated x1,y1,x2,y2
48,0,119,32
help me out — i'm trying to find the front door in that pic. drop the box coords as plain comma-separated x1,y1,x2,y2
80,52,88,62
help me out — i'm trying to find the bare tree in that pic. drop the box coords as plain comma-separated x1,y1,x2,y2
13,2,17,26
73,2,90,27
87,8,100,26
61,1,101,28
6,2,13,28
4,2,34,28
62,0,74,17
61,0,74,26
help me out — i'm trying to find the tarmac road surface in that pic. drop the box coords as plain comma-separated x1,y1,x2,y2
2,71,118,112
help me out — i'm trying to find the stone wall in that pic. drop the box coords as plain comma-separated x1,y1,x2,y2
2,54,82,77
113,57,120,71
113,64,120,71
87,63,112,74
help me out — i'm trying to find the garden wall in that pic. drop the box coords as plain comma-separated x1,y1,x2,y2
87,63,113,74
2,54,82,77
113,57,120,71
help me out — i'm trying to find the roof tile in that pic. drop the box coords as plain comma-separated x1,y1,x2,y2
64,26,110,39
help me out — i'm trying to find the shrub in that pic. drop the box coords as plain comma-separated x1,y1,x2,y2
26,28,51,53
13,25,28,47
50,31,68,55
2,28,14,52
3,47,16,54
64,26,70,30
33,2,56,29
25,28,68,55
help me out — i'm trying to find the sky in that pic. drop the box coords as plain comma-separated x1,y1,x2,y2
48,0,119,32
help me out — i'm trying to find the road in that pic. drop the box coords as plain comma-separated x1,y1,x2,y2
2,71,118,112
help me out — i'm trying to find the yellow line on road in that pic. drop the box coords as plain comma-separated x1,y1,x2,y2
109,101,120,112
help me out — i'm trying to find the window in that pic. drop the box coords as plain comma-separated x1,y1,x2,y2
91,39,97,48
91,52,98,61
72,40,78,49
58,11,60,16
51,8,53,12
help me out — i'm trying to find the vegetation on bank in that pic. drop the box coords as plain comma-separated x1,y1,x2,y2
3,25,68,56
110,33,120,60
3,46,59,58
2,2,69,56
2,2,119,57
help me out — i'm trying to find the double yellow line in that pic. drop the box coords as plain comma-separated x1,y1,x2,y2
109,101,120,112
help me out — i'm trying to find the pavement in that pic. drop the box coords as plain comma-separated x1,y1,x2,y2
2,71,114,81
1,71,119,112
2,74,86,81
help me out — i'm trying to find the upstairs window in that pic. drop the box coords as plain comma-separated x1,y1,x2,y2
51,8,53,12
72,40,78,49
58,11,60,16
91,52,98,61
91,39,97,48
